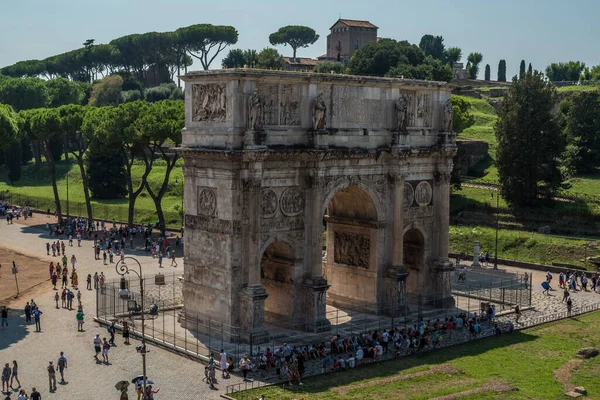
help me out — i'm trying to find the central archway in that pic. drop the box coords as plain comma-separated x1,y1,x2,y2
403,228,425,297
322,184,383,310
260,240,296,323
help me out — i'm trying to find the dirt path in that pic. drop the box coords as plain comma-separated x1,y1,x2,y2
334,365,462,395
0,247,50,303
429,382,517,400
553,359,583,393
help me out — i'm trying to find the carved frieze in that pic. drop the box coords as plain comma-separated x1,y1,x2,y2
404,205,434,220
416,93,432,127
248,89,264,131
260,215,304,232
312,174,387,197
185,214,241,235
280,84,300,125
192,84,226,122
414,181,433,206
260,189,278,218
197,188,217,216
397,90,416,130
260,85,279,126
334,232,370,268
404,182,414,208
280,188,303,216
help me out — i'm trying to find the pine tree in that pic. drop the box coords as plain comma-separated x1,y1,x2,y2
484,64,491,81
495,72,564,207
519,60,526,78
497,60,507,82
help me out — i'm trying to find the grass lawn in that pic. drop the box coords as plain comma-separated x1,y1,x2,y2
235,311,600,399
0,159,185,227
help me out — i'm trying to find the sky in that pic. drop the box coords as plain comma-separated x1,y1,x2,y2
1,0,599,80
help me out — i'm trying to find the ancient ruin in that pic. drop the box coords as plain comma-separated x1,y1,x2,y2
178,69,457,340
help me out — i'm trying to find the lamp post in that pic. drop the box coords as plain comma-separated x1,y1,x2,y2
115,257,147,395
66,171,69,218
491,191,499,270
175,175,184,233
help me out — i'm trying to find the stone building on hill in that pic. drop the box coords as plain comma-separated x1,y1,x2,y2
325,19,378,65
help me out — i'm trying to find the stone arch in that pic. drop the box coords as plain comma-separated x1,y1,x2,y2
322,180,385,222
260,240,298,324
322,183,385,310
402,223,428,297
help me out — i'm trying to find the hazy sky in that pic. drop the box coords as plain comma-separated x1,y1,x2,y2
1,0,598,79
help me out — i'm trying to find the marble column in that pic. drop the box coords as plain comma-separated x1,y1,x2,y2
437,172,451,261
392,174,405,266
238,177,268,341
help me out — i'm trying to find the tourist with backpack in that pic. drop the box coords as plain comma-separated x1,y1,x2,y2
57,352,67,383
47,361,56,392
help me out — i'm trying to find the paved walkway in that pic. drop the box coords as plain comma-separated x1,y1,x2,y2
1,217,600,399
0,218,242,399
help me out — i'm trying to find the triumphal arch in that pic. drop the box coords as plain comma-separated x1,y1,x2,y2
178,69,456,340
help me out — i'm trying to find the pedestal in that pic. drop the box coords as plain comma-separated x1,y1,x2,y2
429,259,455,308
238,285,269,343
302,277,331,332
243,129,267,149
472,241,480,267
383,265,409,316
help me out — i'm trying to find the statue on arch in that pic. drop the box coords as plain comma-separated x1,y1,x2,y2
248,89,263,131
442,98,454,132
395,92,409,132
312,92,327,130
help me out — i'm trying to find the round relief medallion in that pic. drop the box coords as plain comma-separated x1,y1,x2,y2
414,181,432,206
404,182,414,207
197,188,217,216
280,188,304,216
260,189,278,218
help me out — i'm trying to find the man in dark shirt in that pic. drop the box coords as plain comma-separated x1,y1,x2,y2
30,387,41,400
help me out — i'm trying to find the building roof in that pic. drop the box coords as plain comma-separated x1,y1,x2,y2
284,57,319,66
330,19,378,30
317,54,328,60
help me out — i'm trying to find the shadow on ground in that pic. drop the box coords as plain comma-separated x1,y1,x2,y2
0,312,30,350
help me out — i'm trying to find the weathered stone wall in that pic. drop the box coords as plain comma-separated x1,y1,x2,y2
454,139,489,175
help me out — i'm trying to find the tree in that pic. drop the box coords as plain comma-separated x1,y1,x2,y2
61,104,93,221
257,48,284,70
467,52,483,79
135,100,185,232
444,47,462,66
528,63,533,74
497,59,507,82
88,75,123,106
484,64,491,81
418,35,445,61
269,26,319,61
85,137,127,199
519,60,526,79
348,39,424,77
451,95,475,134
244,50,259,68
4,140,22,183
545,61,586,82
176,24,238,70
0,77,49,111
27,109,64,220
0,104,19,148
561,91,600,174
222,49,247,68
495,72,564,207
314,61,345,74
387,56,453,82
46,77,85,107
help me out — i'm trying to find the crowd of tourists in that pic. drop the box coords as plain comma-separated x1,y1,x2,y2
0,201,32,223
228,311,516,387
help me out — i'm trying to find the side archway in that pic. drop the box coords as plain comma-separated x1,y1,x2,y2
402,224,428,297
260,240,297,323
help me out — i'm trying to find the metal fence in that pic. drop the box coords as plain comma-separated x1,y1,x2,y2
452,267,532,308
95,266,531,369
224,301,600,399
0,190,183,229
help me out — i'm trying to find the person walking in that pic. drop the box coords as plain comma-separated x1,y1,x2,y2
51,272,58,290
29,388,40,400
48,262,54,279
1,307,8,329
102,251,107,265
2,363,11,393
93,334,102,360
86,274,92,290
57,352,67,383
54,292,59,309
515,305,521,324
33,307,42,332
567,297,573,316
9,361,20,390
158,252,163,268
93,272,99,289
24,303,31,324
46,242,50,255
220,350,228,379
108,321,116,345
122,322,130,345
47,362,56,392
76,309,85,331
101,338,110,363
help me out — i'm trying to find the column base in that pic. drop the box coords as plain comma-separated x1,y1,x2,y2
382,265,409,316
429,259,456,308
302,277,331,333
238,285,269,343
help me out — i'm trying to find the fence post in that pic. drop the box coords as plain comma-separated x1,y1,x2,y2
208,317,211,354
